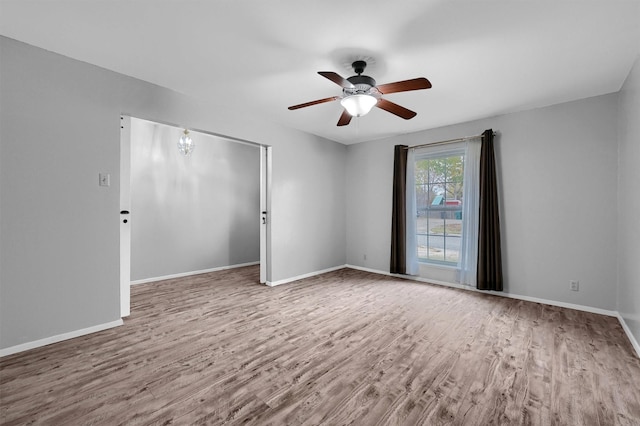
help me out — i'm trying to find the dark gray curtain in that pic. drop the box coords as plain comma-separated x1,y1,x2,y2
477,129,503,290
390,145,408,274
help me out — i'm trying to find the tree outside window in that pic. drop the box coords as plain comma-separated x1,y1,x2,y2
415,154,465,264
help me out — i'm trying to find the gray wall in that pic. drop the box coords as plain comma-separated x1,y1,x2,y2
130,119,260,281
346,93,619,311
1,34,634,352
617,54,640,347
0,37,346,350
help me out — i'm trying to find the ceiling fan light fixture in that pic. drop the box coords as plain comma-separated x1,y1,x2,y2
340,94,377,117
288,60,430,126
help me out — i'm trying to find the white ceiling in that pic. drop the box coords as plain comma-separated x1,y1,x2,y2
1,1,639,145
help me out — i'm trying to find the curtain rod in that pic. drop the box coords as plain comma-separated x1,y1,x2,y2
407,131,496,150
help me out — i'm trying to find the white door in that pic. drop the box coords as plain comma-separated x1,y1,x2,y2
119,115,131,317
259,146,272,284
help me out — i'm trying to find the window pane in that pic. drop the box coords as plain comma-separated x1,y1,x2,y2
414,151,465,266
427,234,445,262
444,235,461,263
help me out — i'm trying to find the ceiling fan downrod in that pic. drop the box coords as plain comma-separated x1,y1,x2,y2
347,61,376,90
352,60,367,75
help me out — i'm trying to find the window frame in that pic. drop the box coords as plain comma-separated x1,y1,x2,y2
413,147,466,267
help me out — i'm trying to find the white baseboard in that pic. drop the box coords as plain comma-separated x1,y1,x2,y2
5,266,637,360
347,264,640,358
491,291,618,317
0,319,123,358
266,265,347,287
346,264,618,317
131,261,260,285
617,314,640,359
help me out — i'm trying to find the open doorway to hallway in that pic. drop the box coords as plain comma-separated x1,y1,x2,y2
120,116,271,317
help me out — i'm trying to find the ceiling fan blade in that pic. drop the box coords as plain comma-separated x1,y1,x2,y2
376,98,417,120
288,96,339,110
318,71,355,89
376,77,432,94
337,109,352,126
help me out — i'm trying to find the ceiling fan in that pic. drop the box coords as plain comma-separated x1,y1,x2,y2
288,60,432,126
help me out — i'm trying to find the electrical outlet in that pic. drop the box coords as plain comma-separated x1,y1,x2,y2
363,254,367,261
570,280,579,291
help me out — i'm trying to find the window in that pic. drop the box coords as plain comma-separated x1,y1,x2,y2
414,149,465,265
405,138,480,285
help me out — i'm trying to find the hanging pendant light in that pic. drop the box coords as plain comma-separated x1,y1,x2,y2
177,129,195,156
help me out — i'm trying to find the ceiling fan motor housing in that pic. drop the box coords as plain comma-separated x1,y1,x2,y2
343,60,378,96
344,75,378,96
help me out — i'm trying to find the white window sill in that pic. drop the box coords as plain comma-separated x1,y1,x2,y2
418,262,459,271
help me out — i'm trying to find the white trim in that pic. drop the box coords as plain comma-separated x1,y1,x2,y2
266,265,347,287
488,290,617,317
131,261,260,285
348,264,640,359
346,264,618,317
0,319,123,358
3,267,637,359
617,314,640,359
419,262,458,271
259,145,272,284
120,114,132,318
346,264,394,275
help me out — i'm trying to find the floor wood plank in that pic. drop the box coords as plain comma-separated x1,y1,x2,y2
2,266,639,425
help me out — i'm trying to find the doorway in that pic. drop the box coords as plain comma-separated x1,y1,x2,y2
119,116,271,317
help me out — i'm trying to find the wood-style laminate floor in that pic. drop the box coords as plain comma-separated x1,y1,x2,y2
2,266,640,425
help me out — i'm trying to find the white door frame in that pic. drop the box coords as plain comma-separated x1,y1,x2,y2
119,115,272,317
259,145,272,284
119,115,131,317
